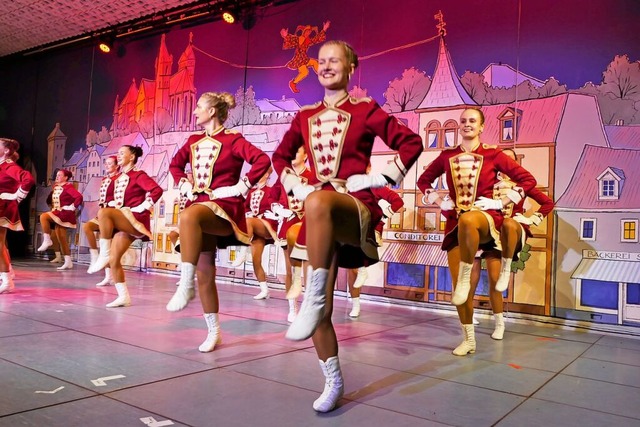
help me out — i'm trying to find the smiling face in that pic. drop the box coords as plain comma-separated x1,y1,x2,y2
117,146,134,167
317,43,354,92
459,109,485,141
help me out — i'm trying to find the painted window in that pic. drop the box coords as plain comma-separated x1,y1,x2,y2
580,279,618,310
580,218,596,241
498,108,522,143
156,233,163,252
628,283,640,305
622,220,638,242
390,212,402,229
158,199,165,217
165,234,172,253
386,263,424,288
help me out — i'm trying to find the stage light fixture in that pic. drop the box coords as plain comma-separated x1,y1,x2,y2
222,10,237,24
98,39,113,54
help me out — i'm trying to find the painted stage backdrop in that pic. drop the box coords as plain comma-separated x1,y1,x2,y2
1,0,639,329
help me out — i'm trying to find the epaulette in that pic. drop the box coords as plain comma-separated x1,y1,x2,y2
482,143,498,150
349,96,373,105
224,128,240,134
300,101,322,111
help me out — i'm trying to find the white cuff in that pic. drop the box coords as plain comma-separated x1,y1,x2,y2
280,167,303,194
426,191,440,205
506,188,523,205
381,155,409,185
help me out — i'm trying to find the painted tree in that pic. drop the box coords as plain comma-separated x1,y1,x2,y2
137,112,154,138
155,107,173,135
85,130,98,147
98,126,111,144
600,54,640,101
460,71,489,104
537,77,567,98
383,67,431,112
227,86,261,127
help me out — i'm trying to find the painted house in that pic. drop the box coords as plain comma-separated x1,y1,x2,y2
555,145,640,325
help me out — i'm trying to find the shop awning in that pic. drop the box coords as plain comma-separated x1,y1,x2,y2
380,242,448,267
571,258,640,283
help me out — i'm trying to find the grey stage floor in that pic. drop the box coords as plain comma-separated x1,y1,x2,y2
0,259,639,426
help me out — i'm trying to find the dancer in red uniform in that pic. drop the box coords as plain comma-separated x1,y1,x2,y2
417,108,537,356
468,148,554,340
272,40,423,412
83,155,120,286
0,138,35,293
37,169,83,270
347,184,404,318
165,91,270,353
87,145,163,308
243,167,282,300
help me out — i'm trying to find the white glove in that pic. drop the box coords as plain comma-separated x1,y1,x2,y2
107,200,118,207
378,199,394,218
61,205,76,211
179,180,197,202
263,210,279,221
291,183,315,202
473,196,504,210
513,213,533,225
272,203,294,219
530,213,543,226
440,199,455,211
130,200,153,213
0,192,18,201
212,178,251,200
346,173,388,193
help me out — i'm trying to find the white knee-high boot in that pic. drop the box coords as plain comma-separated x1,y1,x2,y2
87,239,112,274
495,258,512,292
230,246,247,267
166,262,196,311
199,313,222,352
88,248,99,269
106,282,131,308
253,281,270,300
313,356,344,412
349,297,361,318
491,313,505,340
287,298,298,323
95,268,112,287
353,266,368,288
451,261,473,305
0,272,15,294
57,255,73,270
452,324,476,356
50,251,63,263
285,267,328,341
286,266,303,299
37,233,53,252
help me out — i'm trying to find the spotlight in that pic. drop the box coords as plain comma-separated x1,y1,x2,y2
98,38,113,54
222,10,236,24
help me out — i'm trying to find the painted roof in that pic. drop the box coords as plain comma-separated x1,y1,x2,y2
417,37,476,109
102,132,148,156
47,122,66,139
271,97,301,111
139,151,167,177
604,125,640,149
480,94,569,144
256,99,282,112
81,176,103,202
556,145,640,209
63,148,89,167
481,63,544,88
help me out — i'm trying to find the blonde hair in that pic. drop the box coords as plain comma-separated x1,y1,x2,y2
321,40,359,70
200,92,236,124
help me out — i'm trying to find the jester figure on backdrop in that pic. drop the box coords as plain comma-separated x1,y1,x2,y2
0,138,35,293
281,21,330,93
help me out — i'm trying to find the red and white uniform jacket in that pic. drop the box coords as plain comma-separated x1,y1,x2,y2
110,168,163,240
493,174,554,238
48,182,84,228
169,128,271,247
272,96,422,267
0,159,35,231
271,167,314,241
417,143,537,251
372,186,404,237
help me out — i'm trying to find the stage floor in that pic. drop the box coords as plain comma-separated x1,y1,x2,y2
0,260,639,426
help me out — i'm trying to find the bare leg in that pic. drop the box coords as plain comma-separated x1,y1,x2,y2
198,239,219,313
110,232,135,283
83,221,99,250
55,227,70,256
0,228,8,272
